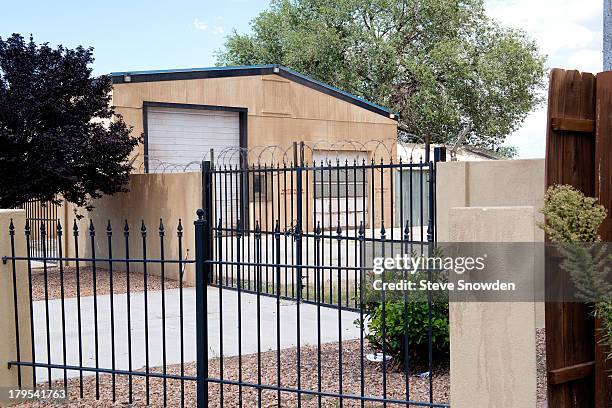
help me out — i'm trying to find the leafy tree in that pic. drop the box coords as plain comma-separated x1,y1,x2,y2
217,0,546,149
495,145,519,159
0,34,138,209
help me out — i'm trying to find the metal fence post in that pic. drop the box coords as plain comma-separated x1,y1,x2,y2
293,142,304,299
427,160,435,243
202,160,213,225
195,208,209,407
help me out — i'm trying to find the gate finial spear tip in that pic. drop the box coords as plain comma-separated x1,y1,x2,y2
196,209,204,220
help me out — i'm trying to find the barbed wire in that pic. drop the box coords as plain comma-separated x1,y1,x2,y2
134,138,426,173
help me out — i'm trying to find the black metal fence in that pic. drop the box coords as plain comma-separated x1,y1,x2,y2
3,153,448,407
208,153,436,309
19,198,61,261
4,217,198,406
201,150,447,407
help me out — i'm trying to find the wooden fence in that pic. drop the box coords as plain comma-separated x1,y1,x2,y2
545,68,612,407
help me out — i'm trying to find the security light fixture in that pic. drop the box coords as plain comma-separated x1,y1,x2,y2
124,74,131,82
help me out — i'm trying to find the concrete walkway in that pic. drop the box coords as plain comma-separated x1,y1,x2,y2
32,287,361,383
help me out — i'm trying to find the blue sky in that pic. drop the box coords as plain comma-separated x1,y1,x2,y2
0,0,604,158
0,0,269,74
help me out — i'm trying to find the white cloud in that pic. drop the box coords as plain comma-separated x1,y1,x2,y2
193,18,208,31
193,18,225,36
211,26,225,36
485,0,603,158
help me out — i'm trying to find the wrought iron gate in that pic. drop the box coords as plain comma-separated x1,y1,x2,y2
20,198,61,261
200,145,448,407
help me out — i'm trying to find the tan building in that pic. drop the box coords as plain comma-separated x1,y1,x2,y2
111,64,398,171
110,65,399,230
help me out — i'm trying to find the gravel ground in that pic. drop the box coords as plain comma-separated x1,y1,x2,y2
15,330,549,407
536,328,547,407
30,266,189,301
17,340,449,407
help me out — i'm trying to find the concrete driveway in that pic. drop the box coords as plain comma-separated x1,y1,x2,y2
31,287,361,383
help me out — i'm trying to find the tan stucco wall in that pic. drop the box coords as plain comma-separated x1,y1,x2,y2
112,74,398,170
436,159,545,242
0,210,33,404
71,172,202,285
437,159,545,327
449,206,538,408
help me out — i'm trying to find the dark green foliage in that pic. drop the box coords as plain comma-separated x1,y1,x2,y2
0,34,138,209
363,300,449,364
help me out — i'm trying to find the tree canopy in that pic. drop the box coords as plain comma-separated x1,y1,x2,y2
0,34,138,209
217,0,546,151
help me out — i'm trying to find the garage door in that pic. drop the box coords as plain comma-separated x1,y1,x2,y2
146,106,240,168
313,151,368,230
146,106,241,226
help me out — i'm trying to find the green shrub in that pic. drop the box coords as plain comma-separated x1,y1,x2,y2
539,184,612,366
362,300,449,365
539,184,607,243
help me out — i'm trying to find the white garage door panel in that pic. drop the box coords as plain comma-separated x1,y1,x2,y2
147,107,241,228
147,107,240,166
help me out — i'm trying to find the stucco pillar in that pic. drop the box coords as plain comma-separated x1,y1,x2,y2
0,209,33,405
449,206,537,408
435,161,469,242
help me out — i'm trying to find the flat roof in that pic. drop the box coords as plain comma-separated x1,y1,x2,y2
111,64,397,120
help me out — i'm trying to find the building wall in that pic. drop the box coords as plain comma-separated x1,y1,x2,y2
71,172,202,285
112,74,398,170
